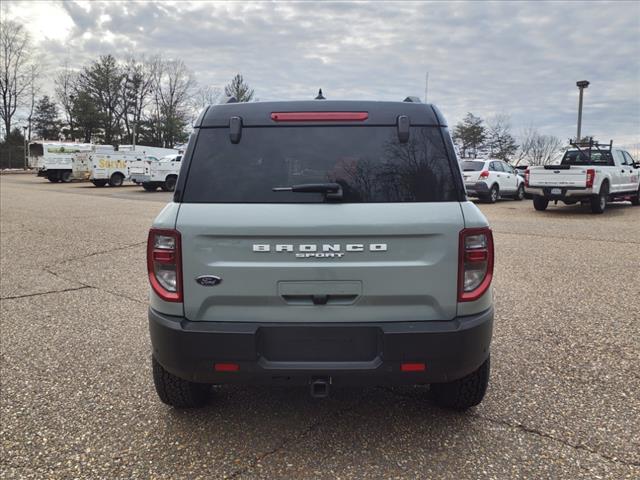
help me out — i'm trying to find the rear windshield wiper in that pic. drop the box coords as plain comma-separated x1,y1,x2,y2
272,182,343,200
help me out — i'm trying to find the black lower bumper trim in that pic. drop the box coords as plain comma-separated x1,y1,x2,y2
149,308,493,386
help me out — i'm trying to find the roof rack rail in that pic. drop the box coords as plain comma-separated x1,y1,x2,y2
568,137,613,160
403,96,421,103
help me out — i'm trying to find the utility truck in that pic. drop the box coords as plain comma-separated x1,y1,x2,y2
88,149,158,187
525,140,640,213
131,154,182,192
30,142,93,182
77,146,178,187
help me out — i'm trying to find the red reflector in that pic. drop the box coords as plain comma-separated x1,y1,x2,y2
401,362,426,372
271,112,368,122
214,363,239,372
152,250,175,262
465,250,488,262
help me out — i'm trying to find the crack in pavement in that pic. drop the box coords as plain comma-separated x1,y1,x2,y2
474,413,640,468
47,241,147,268
227,392,371,479
1,285,91,300
378,387,639,469
42,267,146,305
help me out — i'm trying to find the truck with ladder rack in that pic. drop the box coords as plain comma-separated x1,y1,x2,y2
524,139,640,213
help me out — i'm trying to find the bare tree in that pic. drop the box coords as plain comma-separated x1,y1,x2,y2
486,114,518,162
122,55,159,144
154,59,195,148
190,84,221,122
0,21,34,139
55,63,79,140
517,128,562,166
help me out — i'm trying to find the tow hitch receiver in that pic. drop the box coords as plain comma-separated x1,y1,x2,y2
310,377,331,398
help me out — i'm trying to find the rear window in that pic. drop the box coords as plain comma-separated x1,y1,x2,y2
561,150,613,166
461,161,485,171
182,126,459,203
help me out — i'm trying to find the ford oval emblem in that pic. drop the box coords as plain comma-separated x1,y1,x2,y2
196,275,222,287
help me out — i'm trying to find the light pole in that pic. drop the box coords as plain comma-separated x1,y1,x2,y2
576,80,589,142
22,125,28,170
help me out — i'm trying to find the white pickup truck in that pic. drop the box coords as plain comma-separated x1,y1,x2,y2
130,154,182,192
525,145,640,213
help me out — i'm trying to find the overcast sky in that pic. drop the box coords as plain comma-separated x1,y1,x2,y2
4,0,640,146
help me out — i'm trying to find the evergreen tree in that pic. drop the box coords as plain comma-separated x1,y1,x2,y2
452,113,486,158
32,96,60,140
224,74,254,102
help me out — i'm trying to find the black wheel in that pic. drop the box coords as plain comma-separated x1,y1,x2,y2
514,184,524,201
61,171,72,183
47,172,60,183
143,183,158,192
152,356,210,408
533,196,548,211
109,172,124,187
590,183,608,214
91,180,107,187
47,177,58,183
161,175,177,192
487,184,499,203
631,185,640,206
431,356,490,410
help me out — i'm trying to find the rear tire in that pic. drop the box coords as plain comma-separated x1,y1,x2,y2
487,184,499,203
590,183,608,214
47,172,60,183
533,196,548,211
161,175,177,192
109,172,124,187
91,179,107,187
152,356,210,408
431,356,490,410
143,183,158,192
514,184,524,201
61,171,72,183
631,185,640,206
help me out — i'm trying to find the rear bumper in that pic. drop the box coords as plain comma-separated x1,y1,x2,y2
465,182,490,196
130,174,151,183
525,186,593,199
149,307,493,386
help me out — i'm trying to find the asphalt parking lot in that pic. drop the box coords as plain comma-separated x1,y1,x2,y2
1,174,639,479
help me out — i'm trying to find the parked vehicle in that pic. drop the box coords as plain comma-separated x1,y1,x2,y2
29,142,93,182
148,98,494,410
89,150,157,187
131,154,182,192
525,141,640,213
461,159,525,202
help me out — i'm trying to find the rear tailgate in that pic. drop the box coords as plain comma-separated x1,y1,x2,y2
528,166,588,188
177,203,464,323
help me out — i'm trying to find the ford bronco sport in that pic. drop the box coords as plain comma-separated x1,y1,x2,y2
148,99,494,410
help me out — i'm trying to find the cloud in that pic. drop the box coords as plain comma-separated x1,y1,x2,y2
5,0,640,145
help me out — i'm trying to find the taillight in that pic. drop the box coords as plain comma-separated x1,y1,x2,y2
586,168,595,188
458,227,494,302
270,112,368,122
524,168,530,187
479,170,490,178
147,228,182,302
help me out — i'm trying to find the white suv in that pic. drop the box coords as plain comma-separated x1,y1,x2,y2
461,159,525,203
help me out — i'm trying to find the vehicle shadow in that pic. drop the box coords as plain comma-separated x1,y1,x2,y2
535,201,631,217
156,385,482,460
